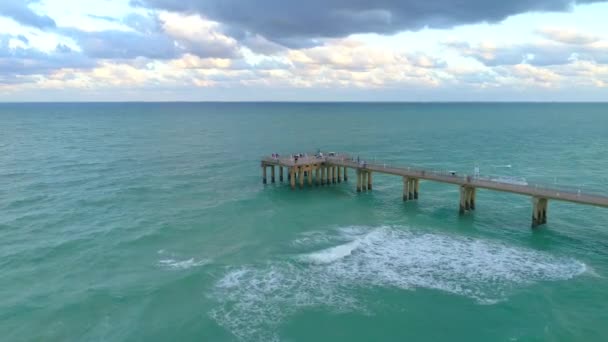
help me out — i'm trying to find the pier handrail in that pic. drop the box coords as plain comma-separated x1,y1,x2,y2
321,154,608,208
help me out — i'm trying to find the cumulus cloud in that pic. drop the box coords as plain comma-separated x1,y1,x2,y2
135,0,605,45
65,28,178,60
444,37,608,66
0,1,55,29
60,12,241,61
158,12,240,59
538,27,600,45
280,39,447,88
0,35,94,83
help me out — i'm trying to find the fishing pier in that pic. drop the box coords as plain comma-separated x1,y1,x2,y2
261,153,608,228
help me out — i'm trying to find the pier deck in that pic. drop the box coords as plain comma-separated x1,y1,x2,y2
261,153,608,228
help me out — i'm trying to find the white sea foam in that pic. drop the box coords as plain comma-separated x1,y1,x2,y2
210,226,587,341
298,239,361,264
158,257,210,270
290,230,333,247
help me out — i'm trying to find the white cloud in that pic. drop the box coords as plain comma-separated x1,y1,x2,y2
537,27,600,45
158,11,240,59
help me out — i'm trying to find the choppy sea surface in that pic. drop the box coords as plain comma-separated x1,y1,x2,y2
1,102,608,341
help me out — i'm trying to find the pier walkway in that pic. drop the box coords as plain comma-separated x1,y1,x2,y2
261,153,608,228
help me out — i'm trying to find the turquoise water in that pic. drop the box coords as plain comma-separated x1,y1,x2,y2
1,103,608,341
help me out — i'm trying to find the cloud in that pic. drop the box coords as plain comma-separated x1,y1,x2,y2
135,0,605,45
278,39,448,88
65,28,178,60
60,12,241,60
158,12,240,59
0,1,56,29
444,39,608,66
537,27,600,44
506,63,562,87
0,35,94,83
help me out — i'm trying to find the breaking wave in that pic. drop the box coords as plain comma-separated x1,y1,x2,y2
210,226,587,341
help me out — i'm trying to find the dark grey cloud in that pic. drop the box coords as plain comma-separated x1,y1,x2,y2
134,0,606,44
0,35,94,83
59,12,239,60
0,1,55,28
64,28,178,60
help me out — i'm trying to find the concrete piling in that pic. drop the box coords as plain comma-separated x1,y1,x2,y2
308,167,313,186
459,186,476,214
532,197,548,228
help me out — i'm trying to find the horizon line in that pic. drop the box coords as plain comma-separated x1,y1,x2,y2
1,100,608,104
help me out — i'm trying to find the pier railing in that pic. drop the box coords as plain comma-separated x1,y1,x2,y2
325,153,607,198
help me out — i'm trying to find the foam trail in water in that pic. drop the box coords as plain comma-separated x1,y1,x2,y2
210,226,587,341
298,239,361,264
158,258,210,270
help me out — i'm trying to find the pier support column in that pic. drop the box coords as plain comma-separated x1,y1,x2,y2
344,168,348,182
307,167,313,186
271,166,275,183
459,186,476,214
357,170,362,192
532,197,548,228
469,187,476,210
361,171,368,191
414,179,420,199
290,167,295,190
408,178,415,200
298,167,304,189
403,177,409,201
315,167,320,186
321,166,325,185
333,166,338,183
279,166,283,182
337,167,342,183
367,171,372,191
262,165,267,184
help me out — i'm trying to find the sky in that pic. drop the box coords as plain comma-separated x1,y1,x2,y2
1,0,608,101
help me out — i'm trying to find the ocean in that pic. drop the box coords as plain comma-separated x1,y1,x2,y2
1,102,608,341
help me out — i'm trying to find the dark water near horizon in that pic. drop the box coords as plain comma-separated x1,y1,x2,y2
1,102,608,341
